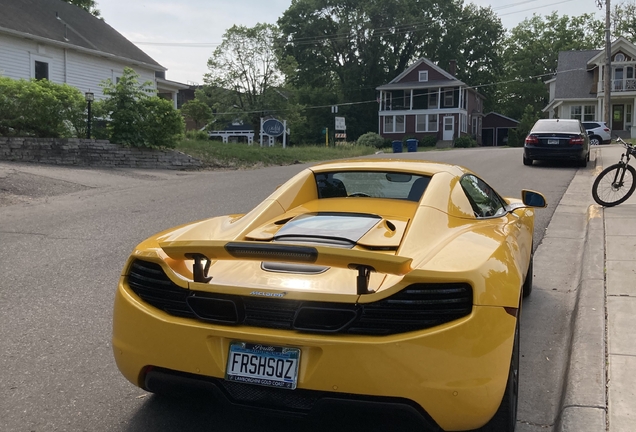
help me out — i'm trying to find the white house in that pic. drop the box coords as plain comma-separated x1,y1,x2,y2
0,0,187,106
543,37,636,138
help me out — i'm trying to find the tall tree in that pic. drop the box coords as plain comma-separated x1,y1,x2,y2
204,23,292,130
62,0,100,17
277,0,504,141
498,13,604,120
612,1,636,41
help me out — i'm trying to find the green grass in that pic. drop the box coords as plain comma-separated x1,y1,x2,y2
175,138,381,168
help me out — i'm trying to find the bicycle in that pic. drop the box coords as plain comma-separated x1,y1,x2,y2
592,136,636,207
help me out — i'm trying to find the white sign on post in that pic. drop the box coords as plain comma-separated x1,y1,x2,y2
335,116,346,131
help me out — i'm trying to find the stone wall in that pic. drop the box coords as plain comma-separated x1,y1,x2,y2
0,137,202,170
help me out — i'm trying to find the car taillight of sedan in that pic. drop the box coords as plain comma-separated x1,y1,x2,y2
525,135,539,145
569,136,585,145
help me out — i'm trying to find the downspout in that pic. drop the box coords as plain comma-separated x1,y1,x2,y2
64,48,67,83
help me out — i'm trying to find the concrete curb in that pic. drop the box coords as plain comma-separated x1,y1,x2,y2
555,148,607,431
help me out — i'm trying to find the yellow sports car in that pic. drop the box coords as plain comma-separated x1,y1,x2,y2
112,159,546,431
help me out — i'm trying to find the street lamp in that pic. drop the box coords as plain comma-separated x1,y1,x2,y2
85,91,94,139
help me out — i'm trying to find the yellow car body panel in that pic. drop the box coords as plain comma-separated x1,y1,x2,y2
112,158,546,430
113,277,515,431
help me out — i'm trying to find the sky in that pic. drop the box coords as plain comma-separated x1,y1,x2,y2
97,0,604,85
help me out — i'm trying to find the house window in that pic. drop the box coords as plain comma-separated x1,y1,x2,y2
419,71,428,82
428,114,438,132
34,60,49,80
627,105,633,126
615,53,625,62
383,115,405,133
472,117,478,136
444,88,454,107
415,114,439,132
460,113,467,133
571,105,595,121
428,91,438,109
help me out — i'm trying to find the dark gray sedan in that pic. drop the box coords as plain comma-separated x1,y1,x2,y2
523,119,590,167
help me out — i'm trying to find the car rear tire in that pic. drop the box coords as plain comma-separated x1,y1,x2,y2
476,318,519,432
578,157,588,167
589,135,601,146
522,253,533,298
523,155,532,166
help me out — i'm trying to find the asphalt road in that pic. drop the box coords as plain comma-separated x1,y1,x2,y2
0,147,581,432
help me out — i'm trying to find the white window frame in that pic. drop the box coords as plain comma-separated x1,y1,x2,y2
444,88,454,107
383,115,405,134
415,114,439,133
428,91,438,109
583,105,596,122
419,71,429,82
570,105,582,121
30,54,50,80
472,116,478,135
615,53,625,62
460,113,468,133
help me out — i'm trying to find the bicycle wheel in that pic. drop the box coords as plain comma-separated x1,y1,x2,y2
592,163,636,207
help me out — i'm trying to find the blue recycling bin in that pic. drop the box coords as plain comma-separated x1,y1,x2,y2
392,140,403,153
406,138,418,152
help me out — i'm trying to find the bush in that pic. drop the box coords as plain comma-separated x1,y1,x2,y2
356,132,385,149
454,135,477,148
100,67,184,148
185,129,209,140
420,135,437,147
0,77,85,138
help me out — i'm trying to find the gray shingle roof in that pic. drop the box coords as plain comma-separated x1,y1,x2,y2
554,50,600,99
0,0,163,69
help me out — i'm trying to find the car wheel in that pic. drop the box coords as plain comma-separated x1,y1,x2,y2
523,155,532,166
579,157,588,167
589,136,601,146
522,253,533,298
476,318,519,432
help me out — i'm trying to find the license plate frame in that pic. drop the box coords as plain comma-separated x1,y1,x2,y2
547,139,559,145
226,341,300,390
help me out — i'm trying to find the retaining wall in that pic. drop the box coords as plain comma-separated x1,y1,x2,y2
0,137,202,170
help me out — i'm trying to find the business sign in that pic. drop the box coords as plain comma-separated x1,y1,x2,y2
262,119,285,137
335,116,346,131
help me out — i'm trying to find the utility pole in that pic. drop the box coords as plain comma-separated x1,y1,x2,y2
598,0,612,126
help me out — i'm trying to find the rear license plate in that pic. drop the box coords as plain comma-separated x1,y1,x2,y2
226,342,300,389
547,139,559,145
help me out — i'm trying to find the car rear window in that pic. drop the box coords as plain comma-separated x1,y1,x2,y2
531,120,581,134
582,122,599,129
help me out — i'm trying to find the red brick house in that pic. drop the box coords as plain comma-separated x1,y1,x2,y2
376,59,485,145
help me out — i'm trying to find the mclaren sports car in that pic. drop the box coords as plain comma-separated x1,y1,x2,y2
112,159,546,431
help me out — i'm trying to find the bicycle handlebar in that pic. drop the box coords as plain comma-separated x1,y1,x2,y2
615,136,635,151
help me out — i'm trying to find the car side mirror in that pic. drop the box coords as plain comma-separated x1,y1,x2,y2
521,190,547,208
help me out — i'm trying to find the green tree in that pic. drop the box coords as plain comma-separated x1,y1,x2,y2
508,105,541,147
62,0,100,17
277,0,504,141
612,1,636,41
180,99,212,130
204,24,285,127
99,67,184,148
498,13,604,120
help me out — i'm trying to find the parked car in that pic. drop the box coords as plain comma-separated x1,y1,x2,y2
582,121,611,145
523,119,590,167
112,159,547,431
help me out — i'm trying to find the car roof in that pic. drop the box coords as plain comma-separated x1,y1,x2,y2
531,119,582,133
309,159,470,177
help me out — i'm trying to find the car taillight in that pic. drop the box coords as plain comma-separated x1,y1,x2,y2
603,128,610,132
525,135,539,145
569,136,585,145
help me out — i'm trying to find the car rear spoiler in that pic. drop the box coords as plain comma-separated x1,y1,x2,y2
159,240,413,294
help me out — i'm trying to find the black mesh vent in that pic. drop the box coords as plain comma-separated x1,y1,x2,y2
127,260,195,318
126,260,472,335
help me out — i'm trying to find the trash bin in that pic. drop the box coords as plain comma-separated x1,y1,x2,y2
392,140,403,153
406,138,418,152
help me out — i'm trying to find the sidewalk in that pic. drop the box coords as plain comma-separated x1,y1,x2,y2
598,144,636,431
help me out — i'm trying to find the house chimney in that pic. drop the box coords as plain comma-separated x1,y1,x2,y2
449,59,457,76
